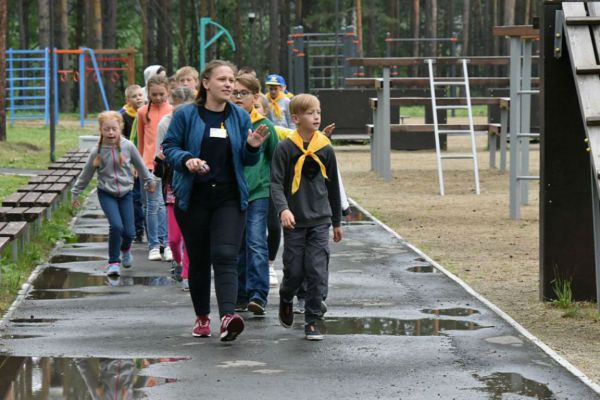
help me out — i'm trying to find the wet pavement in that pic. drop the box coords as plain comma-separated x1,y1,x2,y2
0,194,599,399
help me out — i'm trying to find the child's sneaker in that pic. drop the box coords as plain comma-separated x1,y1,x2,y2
105,263,121,277
148,247,161,261
269,266,278,287
171,261,183,281
235,300,248,312
220,314,244,342
163,246,173,261
278,300,294,328
294,298,305,314
192,315,211,337
121,248,133,268
304,323,324,341
181,278,189,291
247,300,266,316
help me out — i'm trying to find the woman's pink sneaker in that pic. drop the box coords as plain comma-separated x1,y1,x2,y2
192,315,211,337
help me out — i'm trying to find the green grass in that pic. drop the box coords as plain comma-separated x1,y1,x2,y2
398,105,488,119
0,176,29,202
551,272,574,309
0,202,77,313
0,118,95,170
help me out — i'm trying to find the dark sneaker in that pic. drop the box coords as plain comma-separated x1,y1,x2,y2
279,300,294,328
192,315,211,337
171,261,183,282
305,323,324,341
220,314,245,342
135,231,144,243
235,300,248,312
247,300,266,316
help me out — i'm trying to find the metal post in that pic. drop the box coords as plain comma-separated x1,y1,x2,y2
375,91,384,174
520,38,533,205
7,48,14,126
333,0,340,89
79,50,85,127
44,49,50,127
381,67,391,181
371,102,378,172
509,37,522,219
591,168,600,312
52,50,59,125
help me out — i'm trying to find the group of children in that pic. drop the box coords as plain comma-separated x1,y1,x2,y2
71,61,346,341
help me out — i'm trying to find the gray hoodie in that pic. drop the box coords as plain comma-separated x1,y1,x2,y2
72,138,154,198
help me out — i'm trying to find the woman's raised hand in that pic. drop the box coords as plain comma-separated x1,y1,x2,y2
247,125,269,148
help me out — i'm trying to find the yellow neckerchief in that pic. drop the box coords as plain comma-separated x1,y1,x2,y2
288,130,330,195
250,107,265,124
123,104,137,118
268,91,286,119
275,126,293,141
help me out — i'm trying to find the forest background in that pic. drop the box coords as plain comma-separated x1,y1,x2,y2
5,0,537,111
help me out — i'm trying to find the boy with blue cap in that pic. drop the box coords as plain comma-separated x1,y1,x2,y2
265,74,295,129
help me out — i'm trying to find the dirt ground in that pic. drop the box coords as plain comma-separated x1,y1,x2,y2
335,122,600,384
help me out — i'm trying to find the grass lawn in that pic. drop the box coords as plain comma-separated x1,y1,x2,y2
0,175,29,202
0,118,96,170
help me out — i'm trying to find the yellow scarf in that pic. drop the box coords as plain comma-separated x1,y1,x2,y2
123,104,137,118
250,107,265,124
288,130,330,195
268,91,286,119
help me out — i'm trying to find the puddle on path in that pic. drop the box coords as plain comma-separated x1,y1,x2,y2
407,265,439,273
0,356,183,399
319,316,488,336
473,372,556,399
74,233,109,243
9,318,58,324
49,254,105,263
421,308,480,317
0,334,42,339
25,267,175,299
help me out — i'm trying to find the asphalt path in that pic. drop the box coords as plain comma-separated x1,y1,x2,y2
0,192,598,399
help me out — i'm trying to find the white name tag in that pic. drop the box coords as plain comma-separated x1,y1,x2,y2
210,128,227,138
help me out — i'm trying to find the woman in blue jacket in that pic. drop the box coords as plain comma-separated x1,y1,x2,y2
163,60,268,342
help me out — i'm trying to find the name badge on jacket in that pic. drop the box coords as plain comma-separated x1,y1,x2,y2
210,128,227,138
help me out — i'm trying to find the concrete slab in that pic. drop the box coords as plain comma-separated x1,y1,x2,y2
0,193,598,399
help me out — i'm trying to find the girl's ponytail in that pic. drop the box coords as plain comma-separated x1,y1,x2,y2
92,135,104,168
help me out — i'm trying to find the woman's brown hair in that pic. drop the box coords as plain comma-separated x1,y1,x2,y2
196,60,237,107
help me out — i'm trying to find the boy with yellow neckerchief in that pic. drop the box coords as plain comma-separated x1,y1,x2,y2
271,93,342,341
265,74,295,129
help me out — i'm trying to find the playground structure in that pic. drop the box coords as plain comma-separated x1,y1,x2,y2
6,48,136,127
541,1,600,305
287,25,359,93
198,17,235,72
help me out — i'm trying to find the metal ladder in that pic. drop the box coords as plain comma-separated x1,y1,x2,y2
426,58,480,195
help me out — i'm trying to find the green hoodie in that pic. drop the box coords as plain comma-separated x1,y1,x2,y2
246,108,279,202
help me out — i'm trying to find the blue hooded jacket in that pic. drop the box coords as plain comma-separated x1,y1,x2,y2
162,102,259,212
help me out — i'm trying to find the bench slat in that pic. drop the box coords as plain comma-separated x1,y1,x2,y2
19,192,42,207
3,207,29,222
36,193,58,206
0,221,28,239
2,192,26,207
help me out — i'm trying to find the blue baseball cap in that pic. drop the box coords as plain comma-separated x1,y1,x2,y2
265,74,286,87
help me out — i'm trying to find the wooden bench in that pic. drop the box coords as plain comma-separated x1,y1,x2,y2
0,221,29,263
1,192,58,217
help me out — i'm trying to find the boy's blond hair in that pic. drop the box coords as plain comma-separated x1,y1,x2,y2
289,93,319,115
124,84,142,98
175,66,200,81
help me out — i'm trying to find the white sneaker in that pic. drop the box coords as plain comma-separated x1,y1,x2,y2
148,247,162,261
181,278,189,291
269,266,278,287
163,246,173,261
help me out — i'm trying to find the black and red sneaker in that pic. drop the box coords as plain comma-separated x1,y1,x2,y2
220,314,244,342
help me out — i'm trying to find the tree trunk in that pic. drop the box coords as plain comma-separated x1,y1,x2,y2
75,0,84,47
101,0,117,108
279,0,290,79
425,0,437,56
57,0,72,112
503,0,515,25
411,0,420,74
0,0,7,141
462,0,470,56
189,0,199,70
38,0,50,48
157,0,169,70
146,0,156,66
233,3,242,67
16,0,30,49
366,0,377,57
269,0,279,73
166,1,173,73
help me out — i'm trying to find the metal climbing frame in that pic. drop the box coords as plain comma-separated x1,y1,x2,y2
6,48,58,126
426,59,480,195
495,28,541,219
287,25,358,93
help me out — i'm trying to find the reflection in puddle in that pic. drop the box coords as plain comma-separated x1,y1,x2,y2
320,317,488,336
27,290,126,300
407,265,439,273
473,372,556,399
0,334,42,339
10,318,58,324
343,205,371,223
0,356,182,399
50,254,105,263
74,233,109,242
79,213,105,219
32,267,175,291
421,308,480,317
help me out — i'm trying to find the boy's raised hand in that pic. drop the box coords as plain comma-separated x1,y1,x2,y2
247,126,269,148
322,123,336,138
280,209,296,230
333,226,343,242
